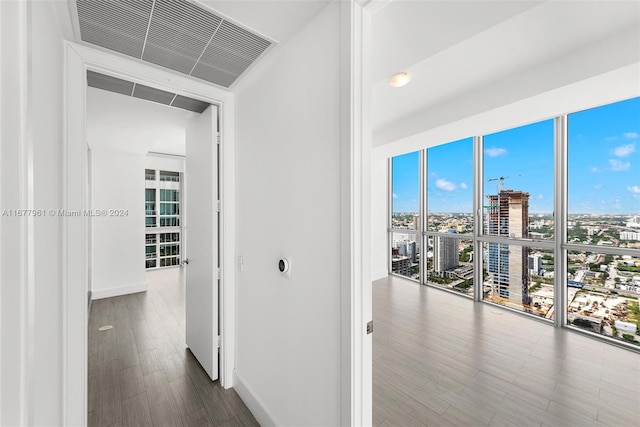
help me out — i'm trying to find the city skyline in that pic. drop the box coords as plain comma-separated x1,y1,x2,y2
392,97,640,215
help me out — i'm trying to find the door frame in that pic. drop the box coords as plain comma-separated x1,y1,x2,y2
62,41,236,425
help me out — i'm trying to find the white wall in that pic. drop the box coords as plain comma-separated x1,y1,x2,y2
87,87,197,156
234,2,342,425
146,153,185,173
90,149,146,299
1,1,65,424
371,154,388,281
1,1,27,424
31,3,66,421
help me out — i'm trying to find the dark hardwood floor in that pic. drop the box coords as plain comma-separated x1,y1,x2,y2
373,276,640,427
88,268,259,427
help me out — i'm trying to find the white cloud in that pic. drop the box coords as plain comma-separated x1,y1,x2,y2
623,132,639,139
460,182,468,189
609,159,631,171
613,143,636,157
590,166,601,173
435,178,457,191
628,185,640,194
593,184,602,190
392,193,399,199
537,194,543,199
484,147,507,157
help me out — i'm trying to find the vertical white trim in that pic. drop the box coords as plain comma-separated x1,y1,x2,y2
63,42,237,423
0,1,32,424
23,2,36,424
62,42,89,427
219,95,236,389
340,1,371,425
554,116,568,328
473,135,483,302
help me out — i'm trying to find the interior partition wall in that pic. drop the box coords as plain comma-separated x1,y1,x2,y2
388,96,640,350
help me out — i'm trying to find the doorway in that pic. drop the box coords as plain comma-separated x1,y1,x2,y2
63,43,237,424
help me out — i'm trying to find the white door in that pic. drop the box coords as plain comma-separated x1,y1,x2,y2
185,104,219,381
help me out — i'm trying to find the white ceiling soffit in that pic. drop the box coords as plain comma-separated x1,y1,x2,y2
87,70,211,113
372,0,640,144
76,0,273,88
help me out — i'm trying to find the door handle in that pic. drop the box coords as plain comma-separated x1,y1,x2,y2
182,258,189,266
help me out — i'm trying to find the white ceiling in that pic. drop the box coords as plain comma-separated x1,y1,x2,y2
372,0,640,147
197,0,331,44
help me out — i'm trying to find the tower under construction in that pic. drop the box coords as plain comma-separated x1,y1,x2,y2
485,189,531,306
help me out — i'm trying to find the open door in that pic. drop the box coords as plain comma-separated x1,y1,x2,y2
184,104,219,381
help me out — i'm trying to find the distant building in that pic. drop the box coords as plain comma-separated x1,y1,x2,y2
391,247,412,276
626,215,640,228
529,254,543,275
413,214,420,230
620,231,640,240
486,189,530,305
397,240,418,263
434,230,458,275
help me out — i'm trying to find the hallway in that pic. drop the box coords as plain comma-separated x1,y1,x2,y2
88,268,258,426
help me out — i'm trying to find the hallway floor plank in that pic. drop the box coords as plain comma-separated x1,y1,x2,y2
88,268,259,427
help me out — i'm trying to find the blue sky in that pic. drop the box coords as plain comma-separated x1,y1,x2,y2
392,97,640,214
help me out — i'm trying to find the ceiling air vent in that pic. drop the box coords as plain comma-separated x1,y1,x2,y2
87,70,210,114
76,0,272,88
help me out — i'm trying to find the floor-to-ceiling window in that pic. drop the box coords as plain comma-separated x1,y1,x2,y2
390,151,421,281
481,120,555,317
426,137,474,296
145,169,182,269
389,96,640,348
566,97,640,344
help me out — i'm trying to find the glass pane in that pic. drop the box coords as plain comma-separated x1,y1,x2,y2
145,188,156,202
427,138,473,233
482,243,554,319
392,151,419,230
568,97,640,247
159,171,180,182
391,232,420,280
426,236,474,297
484,120,554,239
567,250,639,346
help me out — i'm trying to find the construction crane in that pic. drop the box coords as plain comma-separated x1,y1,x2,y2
487,174,521,192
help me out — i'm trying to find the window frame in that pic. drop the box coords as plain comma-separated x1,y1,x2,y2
388,98,640,349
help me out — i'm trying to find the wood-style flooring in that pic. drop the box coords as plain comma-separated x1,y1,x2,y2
373,276,640,427
88,268,259,427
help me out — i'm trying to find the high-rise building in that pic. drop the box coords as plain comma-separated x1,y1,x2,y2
486,190,530,305
391,247,412,277
529,254,543,275
434,230,459,275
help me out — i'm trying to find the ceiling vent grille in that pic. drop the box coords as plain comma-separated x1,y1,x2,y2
76,0,272,88
87,70,210,114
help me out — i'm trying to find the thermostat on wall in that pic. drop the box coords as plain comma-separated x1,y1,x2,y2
279,256,292,279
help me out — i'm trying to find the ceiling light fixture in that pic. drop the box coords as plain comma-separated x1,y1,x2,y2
388,71,412,88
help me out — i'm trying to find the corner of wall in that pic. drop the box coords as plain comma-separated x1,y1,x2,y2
233,371,280,427
90,282,147,300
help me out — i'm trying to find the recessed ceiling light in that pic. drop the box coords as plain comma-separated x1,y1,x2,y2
388,71,412,88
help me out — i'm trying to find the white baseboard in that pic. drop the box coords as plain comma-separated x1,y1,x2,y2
234,370,280,427
91,282,147,300
371,270,388,282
